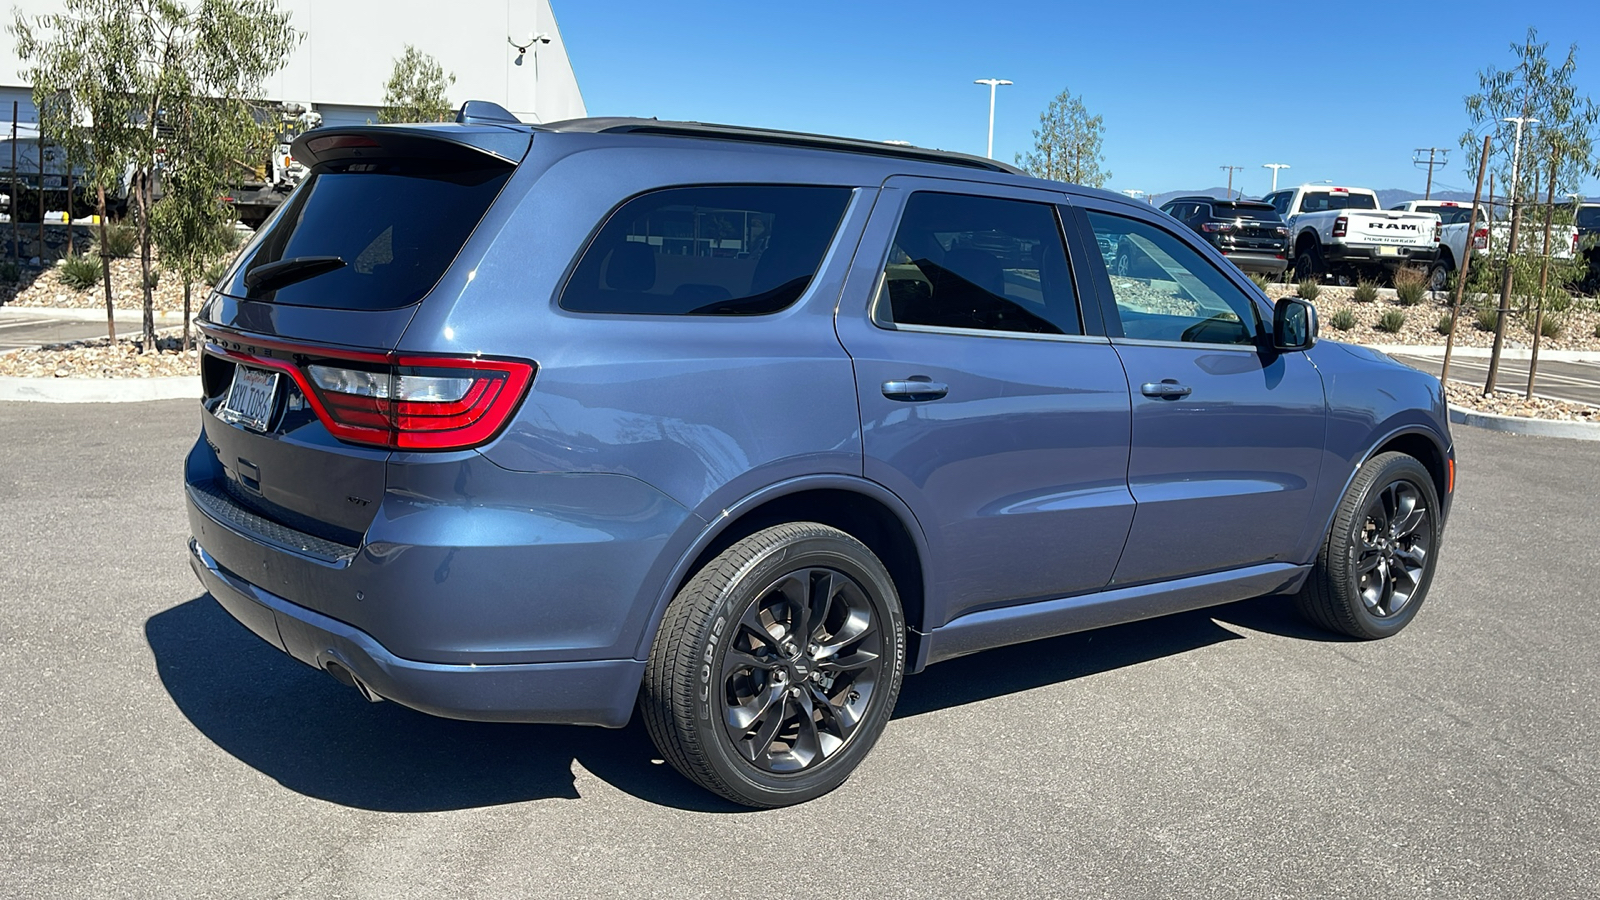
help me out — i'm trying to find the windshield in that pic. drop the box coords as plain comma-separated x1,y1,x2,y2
1579,206,1600,231
226,159,512,310
1415,205,1477,225
1299,191,1379,212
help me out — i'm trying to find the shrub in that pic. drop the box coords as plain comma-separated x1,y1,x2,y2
1594,322,1600,339
1539,315,1563,339
1546,291,1572,314
1329,309,1356,331
1377,310,1406,334
1248,272,1272,291
1436,313,1454,335
0,261,18,283
92,223,138,259
59,254,102,290
1296,278,1320,301
203,258,230,286
1475,305,1500,332
1393,267,1427,306
1352,280,1379,303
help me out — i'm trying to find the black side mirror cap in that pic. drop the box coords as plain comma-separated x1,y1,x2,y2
1273,296,1318,351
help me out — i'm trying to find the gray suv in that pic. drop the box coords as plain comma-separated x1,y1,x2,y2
186,102,1454,807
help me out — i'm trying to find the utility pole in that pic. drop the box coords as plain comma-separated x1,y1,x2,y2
1219,165,1243,199
1262,163,1290,193
973,78,1012,160
1412,147,1450,199
1484,116,1538,396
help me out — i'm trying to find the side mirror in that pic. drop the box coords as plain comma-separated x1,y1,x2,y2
1273,296,1317,351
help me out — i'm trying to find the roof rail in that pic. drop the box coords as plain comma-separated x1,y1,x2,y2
537,117,1025,175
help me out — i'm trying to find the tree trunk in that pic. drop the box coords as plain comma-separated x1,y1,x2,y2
136,170,156,352
97,184,115,343
182,279,191,352
1484,193,1524,396
1525,158,1559,400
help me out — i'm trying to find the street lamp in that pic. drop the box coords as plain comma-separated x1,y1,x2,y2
1263,163,1291,192
1503,116,1539,202
973,78,1012,160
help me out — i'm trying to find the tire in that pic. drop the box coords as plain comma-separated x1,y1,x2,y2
1293,245,1321,282
642,522,907,807
1427,259,1451,293
1295,452,1442,639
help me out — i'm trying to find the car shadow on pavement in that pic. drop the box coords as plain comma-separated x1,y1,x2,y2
147,593,1321,813
145,596,747,814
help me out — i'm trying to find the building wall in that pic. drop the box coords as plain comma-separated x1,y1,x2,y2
1,0,585,125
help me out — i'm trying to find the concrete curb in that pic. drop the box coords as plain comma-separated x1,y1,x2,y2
0,375,198,403
1372,344,1600,363
1448,404,1600,441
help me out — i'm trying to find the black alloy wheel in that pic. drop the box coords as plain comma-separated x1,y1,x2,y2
1296,452,1443,639
1294,247,1320,282
643,522,906,807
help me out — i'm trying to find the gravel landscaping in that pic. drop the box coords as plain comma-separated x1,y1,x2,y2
0,256,206,316
0,328,198,378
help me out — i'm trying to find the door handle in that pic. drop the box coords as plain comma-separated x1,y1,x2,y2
882,378,949,401
1140,381,1192,399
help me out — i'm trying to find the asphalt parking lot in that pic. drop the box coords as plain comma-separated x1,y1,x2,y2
2,400,1597,899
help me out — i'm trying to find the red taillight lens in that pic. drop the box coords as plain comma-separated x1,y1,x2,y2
305,357,533,450
1473,228,1489,250
1332,216,1348,238
305,134,381,153
1433,222,1442,242
1201,222,1235,233
208,338,534,451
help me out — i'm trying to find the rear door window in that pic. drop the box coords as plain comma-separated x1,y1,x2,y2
228,160,513,310
873,191,1082,336
559,185,852,315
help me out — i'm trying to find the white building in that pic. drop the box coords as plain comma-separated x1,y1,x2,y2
0,0,586,127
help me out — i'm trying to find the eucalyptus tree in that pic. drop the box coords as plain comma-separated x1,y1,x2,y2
378,45,456,124
12,0,298,350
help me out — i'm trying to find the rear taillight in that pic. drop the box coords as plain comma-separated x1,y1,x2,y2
207,338,534,451
1274,226,1289,237
1433,221,1442,242
1332,216,1348,238
1201,222,1235,233
1473,227,1489,250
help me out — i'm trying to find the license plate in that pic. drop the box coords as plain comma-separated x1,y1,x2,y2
220,366,281,433
1378,245,1402,257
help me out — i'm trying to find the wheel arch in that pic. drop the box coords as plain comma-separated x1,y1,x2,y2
634,475,933,668
1312,424,1452,562
1294,229,1322,256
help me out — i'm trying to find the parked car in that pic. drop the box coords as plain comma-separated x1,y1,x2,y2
186,101,1455,808
1158,196,1290,277
1264,185,1440,283
1390,200,1579,291
1575,201,1600,295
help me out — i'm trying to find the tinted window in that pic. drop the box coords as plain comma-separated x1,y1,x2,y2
874,192,1081,336
1086,210,1259,345
228,160,512,310
1415,205,1476,225
1267,193,1291,216
1299,191,1379,212
1213,203,1282,222
1575,206,1600,230
560,185,851,315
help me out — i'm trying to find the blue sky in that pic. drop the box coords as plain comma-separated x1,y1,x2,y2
555,0,1600,199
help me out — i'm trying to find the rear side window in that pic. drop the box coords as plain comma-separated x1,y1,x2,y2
559,185,852,316
228,160,513,310
874,192,1081,336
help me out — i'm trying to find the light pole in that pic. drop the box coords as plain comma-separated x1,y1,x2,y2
973,78,1012,159
1263,163,1290,192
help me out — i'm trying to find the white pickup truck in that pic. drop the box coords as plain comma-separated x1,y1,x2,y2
1390,199,1581,291
1262,185,1440,283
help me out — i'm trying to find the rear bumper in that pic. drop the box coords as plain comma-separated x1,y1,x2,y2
1219,251,1289,275
1323,244,1439,266
189,538,644,727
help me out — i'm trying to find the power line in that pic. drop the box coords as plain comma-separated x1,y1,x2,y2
1412,148,1450,200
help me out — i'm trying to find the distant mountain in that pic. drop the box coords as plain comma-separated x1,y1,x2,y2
1140,186,1481,209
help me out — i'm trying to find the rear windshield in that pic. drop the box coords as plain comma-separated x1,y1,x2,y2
559,185,852,316
1579,206,1600,230
1299,191,1378,212
1415,205,1476,225
1213,203,1282,222
226,160,512,310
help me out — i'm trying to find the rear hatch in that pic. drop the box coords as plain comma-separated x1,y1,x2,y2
193,124,531,551
1209,201,1287,252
